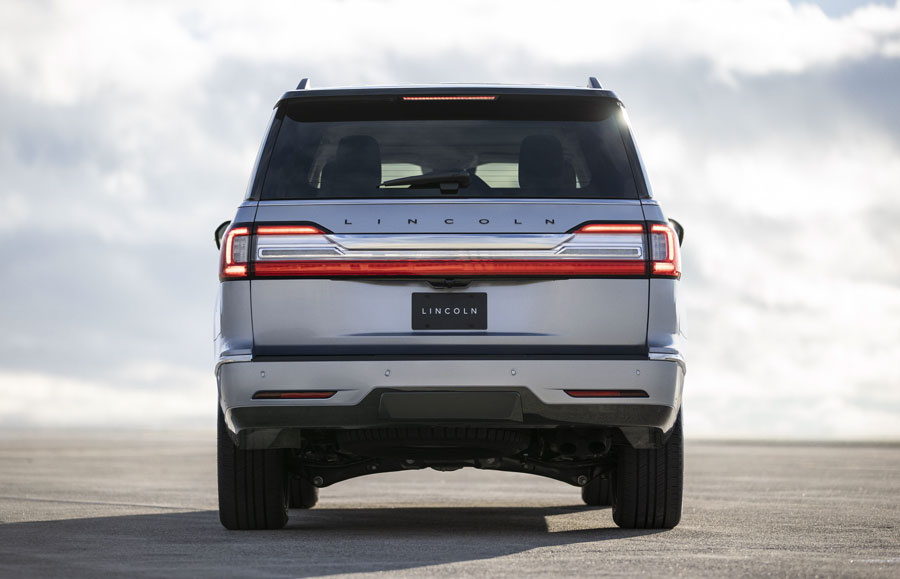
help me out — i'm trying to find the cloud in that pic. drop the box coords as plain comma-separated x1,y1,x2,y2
1,1,899,438
0,366,212,429
4,1,900,104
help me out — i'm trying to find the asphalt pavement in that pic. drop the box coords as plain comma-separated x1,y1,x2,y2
0,431,897,578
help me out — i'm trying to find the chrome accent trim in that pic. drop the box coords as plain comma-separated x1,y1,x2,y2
258,247,344,259
330,233,572,250
216,354,253,377
256,198,644,207
649,351,686,374
556,247,641,257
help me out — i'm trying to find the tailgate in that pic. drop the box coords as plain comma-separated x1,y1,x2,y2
248,200,650,355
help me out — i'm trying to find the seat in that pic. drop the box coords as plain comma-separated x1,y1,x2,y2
328,135,382,193
518,135,566,190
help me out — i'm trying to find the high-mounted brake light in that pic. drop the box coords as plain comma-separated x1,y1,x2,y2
402,96,497,101
220,227,250,280
650,223,681,279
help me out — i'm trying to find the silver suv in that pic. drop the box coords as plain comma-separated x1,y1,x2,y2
214,78,686,530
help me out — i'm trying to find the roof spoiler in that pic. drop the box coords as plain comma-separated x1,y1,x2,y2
295,77,600,90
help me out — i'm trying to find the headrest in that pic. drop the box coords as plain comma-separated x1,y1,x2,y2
331,135,382,191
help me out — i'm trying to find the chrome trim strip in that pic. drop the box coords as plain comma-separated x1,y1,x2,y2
256,198,644,207
649,351,686,374
330,233,573,250
254,232,645,260
216,354,253,377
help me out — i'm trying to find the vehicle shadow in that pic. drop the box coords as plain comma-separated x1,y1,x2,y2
0,506,668,577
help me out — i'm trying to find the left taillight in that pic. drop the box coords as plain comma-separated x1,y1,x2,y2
219,226,250,280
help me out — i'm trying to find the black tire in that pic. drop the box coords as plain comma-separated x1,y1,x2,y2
289,476,319,509
581,475,612,507
217,407,289,530
611,411,683,529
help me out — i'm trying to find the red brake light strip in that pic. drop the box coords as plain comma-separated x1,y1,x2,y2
254,259,647,277
576,223,644,234
257,225,325,235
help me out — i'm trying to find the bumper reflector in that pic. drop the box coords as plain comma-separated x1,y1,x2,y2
564,389,649,398
252,391,336,400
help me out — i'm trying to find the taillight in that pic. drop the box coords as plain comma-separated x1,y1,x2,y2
650,223,681,279
220,226,250,280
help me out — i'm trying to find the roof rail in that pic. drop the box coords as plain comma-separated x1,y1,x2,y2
296,78,310,90
587,76,602,89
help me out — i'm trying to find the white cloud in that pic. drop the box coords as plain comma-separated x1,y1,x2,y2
3,1,900,105
642,128,900,439
0,193,30,229
0,367,213,429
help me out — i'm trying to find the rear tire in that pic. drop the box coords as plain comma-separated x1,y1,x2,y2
217,407,289,530
581,475,612,507
289,476,319,509
611,411,683,529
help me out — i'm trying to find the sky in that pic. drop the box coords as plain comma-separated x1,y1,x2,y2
0,0,899,439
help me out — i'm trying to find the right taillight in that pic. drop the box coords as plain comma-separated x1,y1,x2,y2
220,226,250,280
650,223,681,279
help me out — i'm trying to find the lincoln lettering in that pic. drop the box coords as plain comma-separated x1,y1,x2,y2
421,307,478,316
337,217,556,226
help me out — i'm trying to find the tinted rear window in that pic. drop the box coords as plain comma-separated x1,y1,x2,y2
259,96,638,200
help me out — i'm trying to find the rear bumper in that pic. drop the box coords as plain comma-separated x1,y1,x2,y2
217,356,684,448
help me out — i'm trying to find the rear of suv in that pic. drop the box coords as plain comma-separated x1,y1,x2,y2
214,77,686,530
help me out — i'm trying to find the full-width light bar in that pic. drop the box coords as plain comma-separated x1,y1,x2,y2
221,222,671,280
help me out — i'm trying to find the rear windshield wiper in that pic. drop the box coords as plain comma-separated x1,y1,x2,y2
381,172,470,194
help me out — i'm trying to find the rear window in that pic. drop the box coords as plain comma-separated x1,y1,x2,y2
259,95,638,200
